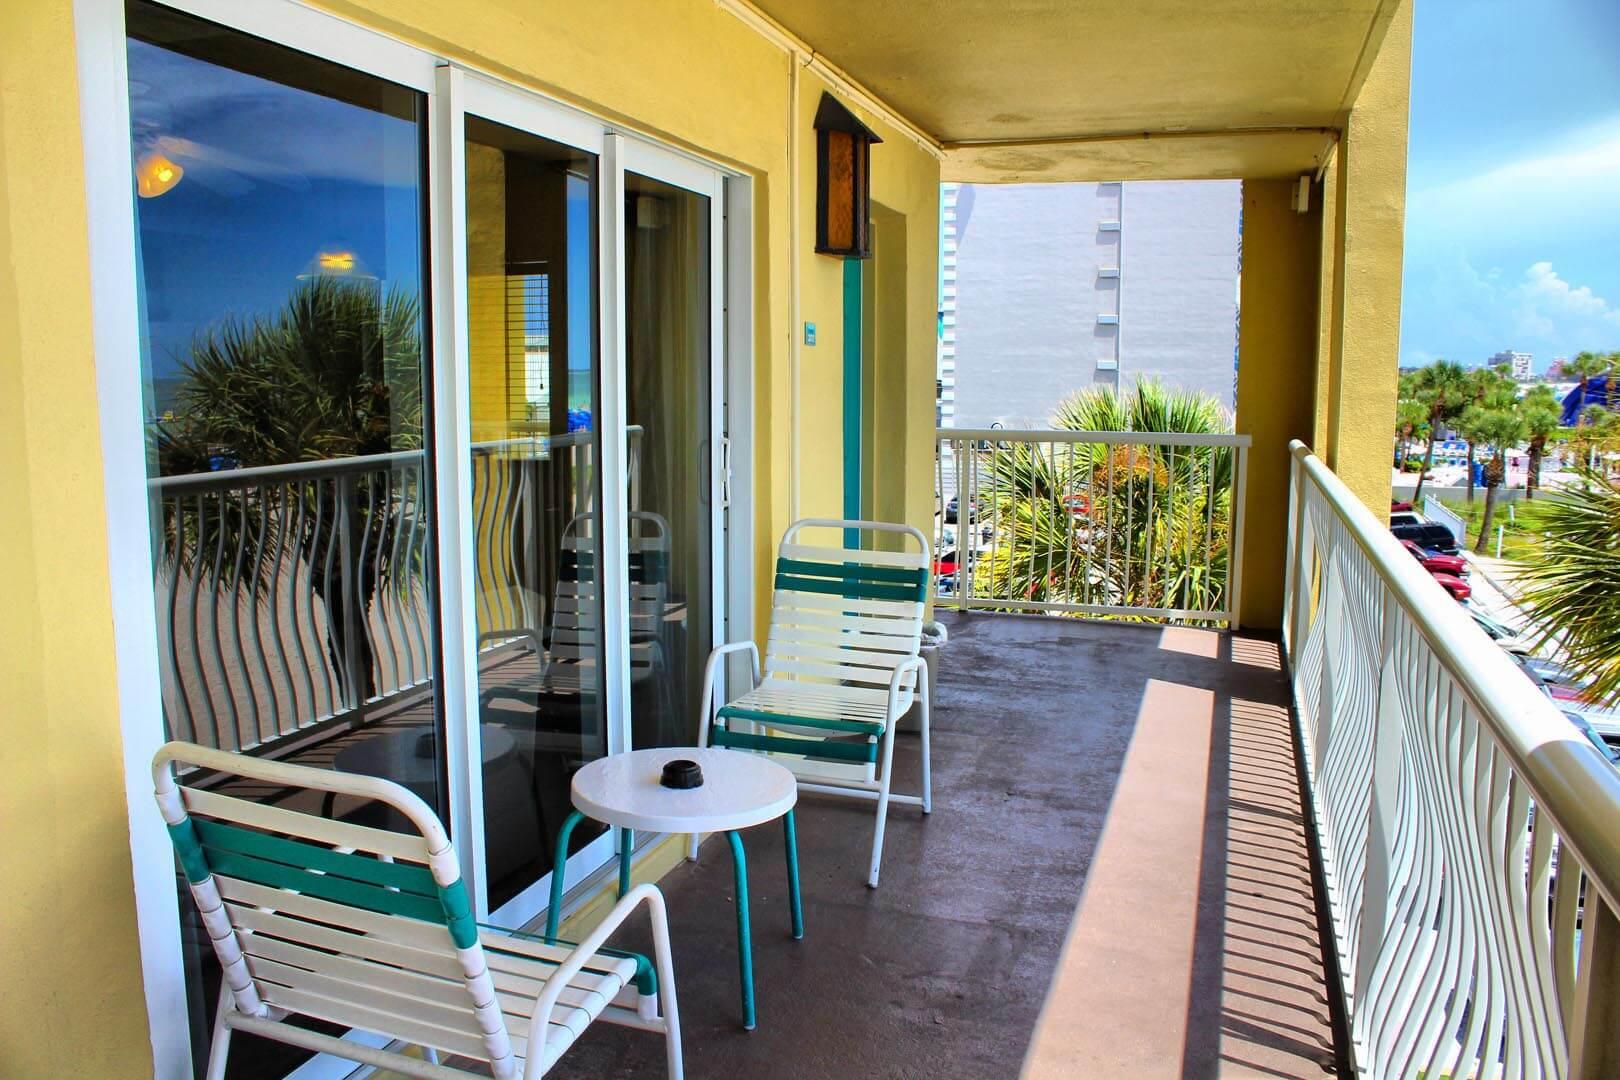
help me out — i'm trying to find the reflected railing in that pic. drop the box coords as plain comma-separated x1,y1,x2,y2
148,430,632,754
934,428,1250,625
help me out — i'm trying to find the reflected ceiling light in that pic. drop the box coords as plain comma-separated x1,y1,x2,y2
135,152,183,198
317,251,356,272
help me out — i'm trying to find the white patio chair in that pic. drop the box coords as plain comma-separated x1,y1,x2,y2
695,518,932,887
153,741,682,1080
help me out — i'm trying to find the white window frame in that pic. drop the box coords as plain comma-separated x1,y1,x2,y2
76,0,754,1074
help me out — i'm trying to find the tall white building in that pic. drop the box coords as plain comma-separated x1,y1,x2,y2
1489,349,1534,381
938,180,1242,429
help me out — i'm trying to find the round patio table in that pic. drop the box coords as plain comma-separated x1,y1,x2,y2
544,746,803,1030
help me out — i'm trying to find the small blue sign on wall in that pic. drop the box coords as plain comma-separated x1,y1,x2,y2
803,322,817,346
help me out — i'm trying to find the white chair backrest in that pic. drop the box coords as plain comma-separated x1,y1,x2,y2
766,519,931,694
152,742,518,1077
551,512,669,670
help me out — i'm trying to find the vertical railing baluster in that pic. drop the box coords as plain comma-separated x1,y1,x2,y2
227,488,256,748
335,471,364,711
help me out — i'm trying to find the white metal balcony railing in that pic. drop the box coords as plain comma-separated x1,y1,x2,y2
934,428,1251,624
1285,440,1620,1079
150,431,627,755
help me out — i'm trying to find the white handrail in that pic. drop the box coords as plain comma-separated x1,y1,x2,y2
1285,438,1620,1079
942,426,1251,448
1292,441,1620,909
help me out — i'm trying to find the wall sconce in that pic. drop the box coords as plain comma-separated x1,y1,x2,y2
135,151,183,198
814,93,881,259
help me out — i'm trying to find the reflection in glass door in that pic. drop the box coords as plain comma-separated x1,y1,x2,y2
624,169,717,750
461,115,607,910
124,2,442,1073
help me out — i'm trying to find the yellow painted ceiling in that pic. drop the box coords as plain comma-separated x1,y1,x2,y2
752,0,1401,179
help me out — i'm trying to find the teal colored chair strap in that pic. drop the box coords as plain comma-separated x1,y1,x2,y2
710,723,879,764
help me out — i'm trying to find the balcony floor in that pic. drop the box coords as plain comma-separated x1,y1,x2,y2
538,612,1342,1079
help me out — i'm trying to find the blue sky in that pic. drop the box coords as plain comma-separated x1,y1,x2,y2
1400,0,1620,372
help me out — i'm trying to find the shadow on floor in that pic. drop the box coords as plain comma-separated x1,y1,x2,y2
544,612,1341,1079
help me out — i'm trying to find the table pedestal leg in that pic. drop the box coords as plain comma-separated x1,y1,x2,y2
618,827,633,898
545,810,586,943
783,810,804,940
726,830,755,1030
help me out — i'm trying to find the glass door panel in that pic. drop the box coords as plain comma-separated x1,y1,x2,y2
461,114,607,910
124,1,440,1073
623,169,717,749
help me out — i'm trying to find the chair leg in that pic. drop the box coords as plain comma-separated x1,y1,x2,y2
783,810,804,940
868,725,899,888
203,987,234,1080
919,675,933,815
645,888,684,1080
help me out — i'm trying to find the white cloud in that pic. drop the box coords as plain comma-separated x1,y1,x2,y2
1517,262,1620,331
1401,257,1620,368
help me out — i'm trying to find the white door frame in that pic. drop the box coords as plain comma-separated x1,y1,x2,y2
618,137,730,666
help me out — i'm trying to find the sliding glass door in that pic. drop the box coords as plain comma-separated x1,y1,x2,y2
124,2,443,1073
620,151,727,753
114,4,734,1069
457,97,614,915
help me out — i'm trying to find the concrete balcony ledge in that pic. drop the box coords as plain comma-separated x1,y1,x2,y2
541,612,1341,1078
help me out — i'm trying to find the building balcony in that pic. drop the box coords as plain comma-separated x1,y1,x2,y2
542,611,1338,1078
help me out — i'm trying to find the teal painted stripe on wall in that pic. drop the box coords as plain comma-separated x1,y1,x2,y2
843,257,863,547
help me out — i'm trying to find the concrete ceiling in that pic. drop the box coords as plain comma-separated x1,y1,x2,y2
752,0,1401,180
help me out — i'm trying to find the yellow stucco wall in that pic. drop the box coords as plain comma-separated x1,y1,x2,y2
1317,0,1411,515
1234,181,1321,629
0,3,153,1077
3,1,940,1072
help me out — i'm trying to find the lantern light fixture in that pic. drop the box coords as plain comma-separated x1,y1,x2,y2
813,93,881,259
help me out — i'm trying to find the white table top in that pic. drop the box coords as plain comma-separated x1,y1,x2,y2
570,747,797,834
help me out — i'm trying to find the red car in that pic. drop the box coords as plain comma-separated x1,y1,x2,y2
1399,539,1471,600
1400,539,1467,577
1429,572,1471,602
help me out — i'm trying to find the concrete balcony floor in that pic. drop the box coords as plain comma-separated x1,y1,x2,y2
545,612,1342,1079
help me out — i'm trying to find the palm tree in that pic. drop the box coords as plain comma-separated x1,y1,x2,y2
1516,473,1620,703
1461,403,1526,552
1459,367,1515,502
1518,385,1561,499
1410,359,1468,503
976,380,1233,618
157,276,424,473
1394,397,1429,473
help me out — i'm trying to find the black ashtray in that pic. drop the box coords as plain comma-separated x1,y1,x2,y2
660,759,704,790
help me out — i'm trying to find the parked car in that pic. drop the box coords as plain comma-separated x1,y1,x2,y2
1523,658,1601,706
1467,606,1535,655
1429,571,1471,601
1389,511,1461,554
1562,710,1620,766
944,495,976,524
1399,538,1467,577
1391,500,1414,513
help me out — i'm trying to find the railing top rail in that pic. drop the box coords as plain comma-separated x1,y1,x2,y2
938,427,1251,449
149,426,621,494
152,448,429,493
1290,439,1620,913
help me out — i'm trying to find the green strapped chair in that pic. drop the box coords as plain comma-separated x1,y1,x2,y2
695,518,932,887
153,742,682,1080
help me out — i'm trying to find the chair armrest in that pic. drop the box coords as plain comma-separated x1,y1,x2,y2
705,640,761,688
699,642,762,749
524,884,671,1078
884,656,925,719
